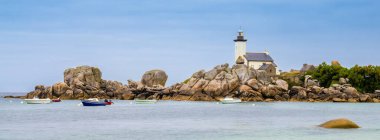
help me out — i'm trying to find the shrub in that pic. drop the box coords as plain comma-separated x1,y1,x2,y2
305,62,380,93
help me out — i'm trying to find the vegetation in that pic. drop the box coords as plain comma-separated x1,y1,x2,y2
280,71,302,88
347,65,380,93
183,78,191,84
305,62,348,88
306,62,380,93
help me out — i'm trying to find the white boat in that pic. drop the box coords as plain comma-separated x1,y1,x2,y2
24,97,52,104
85,98,100,102
221,97,242,104
134,99,157,104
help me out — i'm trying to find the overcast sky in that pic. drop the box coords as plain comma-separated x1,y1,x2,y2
0,0,379,92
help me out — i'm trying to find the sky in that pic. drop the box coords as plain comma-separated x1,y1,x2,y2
0,0,379,92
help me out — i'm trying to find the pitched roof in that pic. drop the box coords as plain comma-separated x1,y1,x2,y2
245,53,274,62
272,62,278,67
258,63,275,70
300,64,315,72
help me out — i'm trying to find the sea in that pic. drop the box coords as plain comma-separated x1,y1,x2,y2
1,92,380,140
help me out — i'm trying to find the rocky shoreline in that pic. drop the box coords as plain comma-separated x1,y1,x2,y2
6,62,380,103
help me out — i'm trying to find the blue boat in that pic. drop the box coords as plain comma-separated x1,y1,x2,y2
81,100,107,106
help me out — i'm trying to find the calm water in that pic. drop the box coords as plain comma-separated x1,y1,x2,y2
1,93,380,140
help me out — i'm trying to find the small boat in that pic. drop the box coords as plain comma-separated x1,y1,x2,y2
24,97,52,104
52,98,61,102
81,98,113,106
221,97,242,104
81,100,106,106
134,99,157,104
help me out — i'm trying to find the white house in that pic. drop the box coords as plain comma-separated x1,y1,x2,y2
234,29,280,75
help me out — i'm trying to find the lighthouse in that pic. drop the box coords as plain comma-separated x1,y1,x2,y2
234,29,247,63
232,29,280,75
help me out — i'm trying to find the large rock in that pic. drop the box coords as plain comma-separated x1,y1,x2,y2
102,80,130,98
319,118,360,129
232,64,256,83
236,56,245,64
275,79,289,91
339,78,348,85
204,69,219,80
141,70,168,87
64,66,102,89
262,85,281,98
239,85,254,93
359,94,370,102
203,64,229,81
343,87,358,95
289,86,307,100
306,79,319,88
204,71,239,97
60,90,75,99
26,85,53,99
191,70,205,79
52,82,71,97
122,92,135,100
204,78,228,97
246,79,261,91
191,79,209,92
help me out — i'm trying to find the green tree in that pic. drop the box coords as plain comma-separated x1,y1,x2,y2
306,62,380,93
347,65,380,93
307,62,348,87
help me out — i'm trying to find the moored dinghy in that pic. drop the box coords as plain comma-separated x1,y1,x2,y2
134,99,158,104
52,98,61,102
81,98,107,106
221,97,242,104
81,100,107,106
24,97,52,104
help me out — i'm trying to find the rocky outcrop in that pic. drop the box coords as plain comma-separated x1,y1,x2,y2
141,70,168,88
26,85,53,99
275,79,289,91
26,66,131,100
319,118,360,129
3,95,24,98
304,75,319,88
150,63,277,101
64,66,102,89
18,64,380,102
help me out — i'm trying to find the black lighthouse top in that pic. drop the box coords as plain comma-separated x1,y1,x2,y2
234,30,247,42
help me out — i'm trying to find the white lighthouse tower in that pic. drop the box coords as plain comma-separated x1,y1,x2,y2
234,29,247,63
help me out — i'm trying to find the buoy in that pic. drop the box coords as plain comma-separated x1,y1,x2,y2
252,104,256,106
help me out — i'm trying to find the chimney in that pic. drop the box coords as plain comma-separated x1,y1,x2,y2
264,50,269,55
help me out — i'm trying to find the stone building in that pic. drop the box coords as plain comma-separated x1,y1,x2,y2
258,63,277,76
300,64,315,73
234,29,280,75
